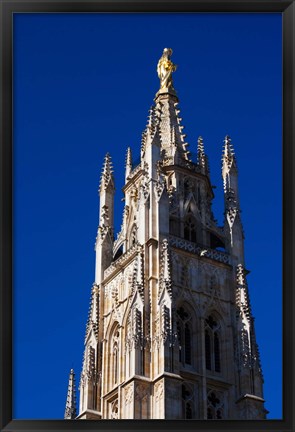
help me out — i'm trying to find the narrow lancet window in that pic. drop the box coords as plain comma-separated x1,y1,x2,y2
205,315,221,373
177,307,192,366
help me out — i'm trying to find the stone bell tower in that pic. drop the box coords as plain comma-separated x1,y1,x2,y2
75,48,266,420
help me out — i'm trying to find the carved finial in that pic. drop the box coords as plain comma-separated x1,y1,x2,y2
222,135,237,191
64,368,77,419
99,153,114,193
126,147,132,167
157,48,177,92
222,135,236,175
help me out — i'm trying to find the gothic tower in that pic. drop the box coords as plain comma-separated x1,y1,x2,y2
75,48,266,420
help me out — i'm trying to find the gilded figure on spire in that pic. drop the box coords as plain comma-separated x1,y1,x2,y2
157,48,177,90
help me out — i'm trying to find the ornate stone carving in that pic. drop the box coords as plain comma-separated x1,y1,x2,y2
155,381,164,402
131,249,144,300
86,345,96,382
125,306,143,350
153,311,161,349
155,177,166,200
160,304,171,343
98,205,112,240
130,186,138,205
134,308,143,348
139,165,150,202
158,238,172,300
125,311,133,352
110,399,119,419
99,153,114,192
104,242,139,278
84,283,100,343
124,383,133,405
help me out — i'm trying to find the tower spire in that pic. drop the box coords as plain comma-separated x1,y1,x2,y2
222,135,237,194
76,49,266,421
147,48,191,165
99,153,114,193
64,368,77,419
222,135,244,260
95,153,115,284
125,147,132,180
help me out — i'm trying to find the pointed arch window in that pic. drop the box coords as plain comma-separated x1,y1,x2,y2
184,211,197,243
205,330,211,370
182,384,194,419
205,315,221,373
177,307,192,366
207,390,224,419
110,327,120,386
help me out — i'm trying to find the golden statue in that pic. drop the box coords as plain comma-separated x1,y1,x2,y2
157,48,177,90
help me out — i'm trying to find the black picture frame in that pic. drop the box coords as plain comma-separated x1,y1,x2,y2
1,1,294,431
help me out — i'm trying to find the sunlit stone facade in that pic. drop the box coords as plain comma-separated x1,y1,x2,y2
74,49,266,420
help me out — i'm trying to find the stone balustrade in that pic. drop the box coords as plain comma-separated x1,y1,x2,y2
169,235,230,264
104,242,139,278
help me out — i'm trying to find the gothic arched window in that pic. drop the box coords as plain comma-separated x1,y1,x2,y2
177,307,192,366
110,326,120,386
205,315,221,373
207,390,224,419
184,213,197,243
182,384,194,419
205,330,211,370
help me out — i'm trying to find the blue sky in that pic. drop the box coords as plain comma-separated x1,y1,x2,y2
13,13,282,419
